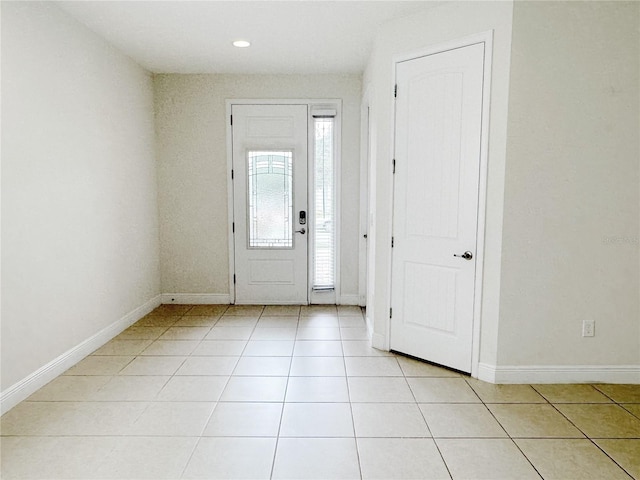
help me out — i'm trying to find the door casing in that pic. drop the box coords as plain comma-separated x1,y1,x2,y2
359,87,372,308
387,32,493,379
226,99,342,305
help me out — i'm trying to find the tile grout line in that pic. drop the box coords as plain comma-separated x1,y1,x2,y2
620,404,640,421
269,309,299,480
132,306,211,432
341,318,364,480
538,387,638,479
5,305,639,479
588,440,636,480
478,382,637,479
68,309,190,431
465,378,545,479
145,305,226,480
407,362,454,480
176,303,231,480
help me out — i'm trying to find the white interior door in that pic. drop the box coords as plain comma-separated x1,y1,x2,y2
390,42,485,373
232,104,308,304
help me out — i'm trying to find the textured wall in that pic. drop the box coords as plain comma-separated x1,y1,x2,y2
154,74,362,300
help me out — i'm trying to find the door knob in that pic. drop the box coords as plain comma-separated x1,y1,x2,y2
453,251,473,260
295,228,306,234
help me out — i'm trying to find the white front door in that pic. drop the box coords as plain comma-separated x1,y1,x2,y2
231,104,308,304
390,42,486,373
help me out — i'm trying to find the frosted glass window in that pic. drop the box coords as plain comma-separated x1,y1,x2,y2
247,151,293,248
314,118,335,288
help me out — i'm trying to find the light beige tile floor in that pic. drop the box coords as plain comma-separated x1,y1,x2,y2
2,304,639,479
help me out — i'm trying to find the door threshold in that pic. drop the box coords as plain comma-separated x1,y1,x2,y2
390,350,471,377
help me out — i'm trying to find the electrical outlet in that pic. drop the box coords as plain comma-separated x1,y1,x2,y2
582,320,595,337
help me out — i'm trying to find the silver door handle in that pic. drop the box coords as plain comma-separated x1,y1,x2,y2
453,251,473,260
295,228,306,234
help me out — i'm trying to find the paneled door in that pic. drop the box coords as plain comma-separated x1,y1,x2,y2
390,42,486,373
231,104,308,304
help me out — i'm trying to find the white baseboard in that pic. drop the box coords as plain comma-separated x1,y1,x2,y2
358,294,366,307
162,293,231,305
476,363,498,383
338,294,360,306
477,362,640,384
161,293,361,306
365,313,374,339
0,295,161,415
371,332,388,351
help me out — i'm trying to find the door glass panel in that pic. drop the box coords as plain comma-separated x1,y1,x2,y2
247,150,293,248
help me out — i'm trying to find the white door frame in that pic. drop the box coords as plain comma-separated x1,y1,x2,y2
226,99,342,305
358,86,372,307
387,31,493,379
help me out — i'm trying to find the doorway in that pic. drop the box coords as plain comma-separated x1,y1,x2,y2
390,37,491,373
228,101,342,306
231,104,309,304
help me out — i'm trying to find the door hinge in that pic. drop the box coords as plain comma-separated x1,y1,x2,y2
233,274,236,284
392,158,396,174
394,84,397,98
230,115,233,125
232,222,235,233
391,237,394,248
390,307,393,318
231,169,234,180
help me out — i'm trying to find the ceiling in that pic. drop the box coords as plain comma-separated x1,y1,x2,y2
56,1,438,75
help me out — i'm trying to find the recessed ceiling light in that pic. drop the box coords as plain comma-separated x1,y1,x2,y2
233,40,251,48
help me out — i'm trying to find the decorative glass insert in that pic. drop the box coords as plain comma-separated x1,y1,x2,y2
313,118,335,288
247,151,293,248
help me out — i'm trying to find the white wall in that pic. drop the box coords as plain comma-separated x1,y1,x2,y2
497,1,640,375
363,1,515,367
1,2,160,394
154,74,362,303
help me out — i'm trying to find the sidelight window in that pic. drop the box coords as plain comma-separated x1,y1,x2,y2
313,114,336,289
